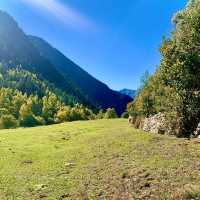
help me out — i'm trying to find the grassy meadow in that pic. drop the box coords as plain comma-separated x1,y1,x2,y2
0,119,200,200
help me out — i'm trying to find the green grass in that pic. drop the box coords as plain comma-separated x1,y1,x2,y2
1,119,200,200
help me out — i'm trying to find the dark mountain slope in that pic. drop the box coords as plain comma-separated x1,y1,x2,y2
29,36,132,114
0,11,88,105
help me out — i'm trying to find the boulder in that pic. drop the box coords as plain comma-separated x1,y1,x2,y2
194,123,200,138
128,115,135,124
142,113,166,134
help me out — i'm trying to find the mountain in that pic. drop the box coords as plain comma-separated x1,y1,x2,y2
29,36,132,114
119,89,136,99
0,10,132,114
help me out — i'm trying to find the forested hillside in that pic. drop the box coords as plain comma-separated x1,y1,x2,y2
128,0,200,137
0,65,78,104
0,65,120,129
0,66,97,128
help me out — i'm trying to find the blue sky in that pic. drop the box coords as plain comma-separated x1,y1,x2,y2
0,0,187,90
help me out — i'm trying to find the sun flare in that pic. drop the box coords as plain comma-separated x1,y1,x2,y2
20,0,94,30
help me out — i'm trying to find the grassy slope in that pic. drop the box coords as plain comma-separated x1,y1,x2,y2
0,119,200,200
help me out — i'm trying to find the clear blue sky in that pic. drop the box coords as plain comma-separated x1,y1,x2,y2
0,0,187,90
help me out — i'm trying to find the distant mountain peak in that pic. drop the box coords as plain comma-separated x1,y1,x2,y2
119,89,136,99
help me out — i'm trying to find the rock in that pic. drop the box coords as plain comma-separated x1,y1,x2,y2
194,122,200,138
98,191,104,197
22,160,33,164
35,184,47,191
64,162,75,167
61,137,69,141
128,115,135,124
142,113,166,134
59,194,70,199
144,182,151,188
121,172,129,179
39,194,47,199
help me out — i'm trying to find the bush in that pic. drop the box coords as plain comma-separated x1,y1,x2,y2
0,115,18,129
20,115,39,127
96,109,105,119
35,116,46,126
56,106,71,123
81,108,96,120
121,112,129,118
69,107,84,121
104,108,118,119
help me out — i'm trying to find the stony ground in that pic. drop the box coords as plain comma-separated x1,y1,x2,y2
0,119,200,200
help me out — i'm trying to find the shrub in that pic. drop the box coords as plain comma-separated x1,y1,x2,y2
81,107,96,120
96,109,105,119
56,106,71,123
0,115,18,129
104,108,118,119
69,107,84,121
35,116,46,126
20,115,38,127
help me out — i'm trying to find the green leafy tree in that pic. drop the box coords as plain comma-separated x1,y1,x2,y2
19,100,38,127
42,93,62,124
